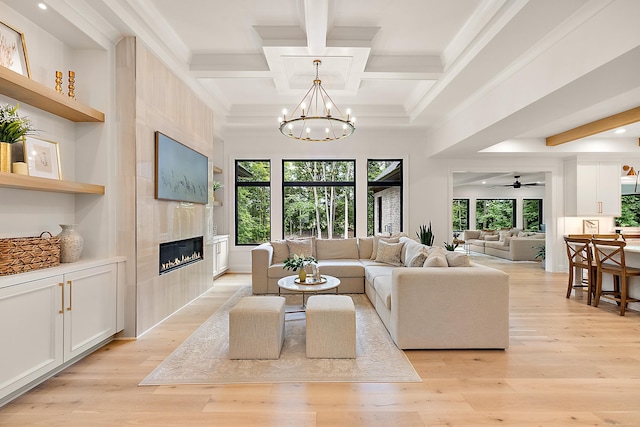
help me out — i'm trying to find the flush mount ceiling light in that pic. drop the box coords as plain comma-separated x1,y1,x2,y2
278,59,355,142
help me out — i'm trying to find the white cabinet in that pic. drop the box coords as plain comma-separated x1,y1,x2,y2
565,161,621,216
0,259,123,405
213,235,229,278
0,275,64,401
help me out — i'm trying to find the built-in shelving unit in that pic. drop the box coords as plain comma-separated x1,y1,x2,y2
0,172,104,194
0,67,104,123
0,67,106,194
213,165,223,174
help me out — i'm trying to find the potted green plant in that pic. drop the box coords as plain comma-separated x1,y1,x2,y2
534,245,546,269
0,103,35,172
443,241,458,251
211,181,223,201
283,254,317,281
417,222,434,246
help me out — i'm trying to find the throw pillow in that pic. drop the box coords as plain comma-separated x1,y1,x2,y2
498,230,511,242
501,236,511,247
408,247,429,267
370,235,400,260
424,251,448,267
358,236,374,259
445,252,470,267
484,234,499,241
286,239,313,258
270,240,289,264
374,240,404,266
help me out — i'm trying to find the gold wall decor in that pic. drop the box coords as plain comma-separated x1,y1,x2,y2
68,70,75,99
55,70,62,93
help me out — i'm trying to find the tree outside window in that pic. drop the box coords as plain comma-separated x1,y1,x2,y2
476,199,515,229
523,199,543,231
283,160,355,239
616,195,640,226
452,199,469,231
235,160,270,245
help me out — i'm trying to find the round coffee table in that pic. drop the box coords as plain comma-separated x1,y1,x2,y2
277,275,341,310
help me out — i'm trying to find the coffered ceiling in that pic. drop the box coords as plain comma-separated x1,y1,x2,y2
3,0,640,156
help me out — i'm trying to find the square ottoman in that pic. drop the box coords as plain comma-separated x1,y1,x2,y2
306,295,356,358
229,296,286,359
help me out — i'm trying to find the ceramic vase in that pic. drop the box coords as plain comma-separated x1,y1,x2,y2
58,224,83,263
298,268,307,282
0,142,11,173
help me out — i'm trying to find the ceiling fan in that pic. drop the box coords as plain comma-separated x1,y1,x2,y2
501,176,543,188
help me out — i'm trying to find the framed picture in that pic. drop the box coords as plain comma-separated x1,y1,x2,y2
583,219,599,234
155,131,208,204
24,137,61,179
0,21,30,78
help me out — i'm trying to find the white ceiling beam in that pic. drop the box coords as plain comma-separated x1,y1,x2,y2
327,27,380,48
304,0,329,50
190,54,270,75
362,56,443,80
253,26,306,47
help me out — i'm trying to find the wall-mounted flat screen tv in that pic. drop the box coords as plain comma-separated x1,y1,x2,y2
155,131,208,204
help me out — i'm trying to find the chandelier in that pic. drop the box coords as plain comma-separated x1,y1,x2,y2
278,59,355,142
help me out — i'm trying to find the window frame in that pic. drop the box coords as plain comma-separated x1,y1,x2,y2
523,198,543,231
281,159,356,240
234,159,271,246
452,198,470,231
367,159,403,236
475,198,517,229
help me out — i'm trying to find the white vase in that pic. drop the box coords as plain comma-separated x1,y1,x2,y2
58,224,83,263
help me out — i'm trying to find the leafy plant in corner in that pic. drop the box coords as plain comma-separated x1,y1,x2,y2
283,254,317,271
417,222,434,246
533,245,545,260
443,241,458,251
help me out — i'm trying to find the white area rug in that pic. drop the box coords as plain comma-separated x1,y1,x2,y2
140,286,421,385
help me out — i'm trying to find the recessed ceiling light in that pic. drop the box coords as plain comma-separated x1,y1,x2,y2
481,181,487,184
38,3,47,9
615,128,626,134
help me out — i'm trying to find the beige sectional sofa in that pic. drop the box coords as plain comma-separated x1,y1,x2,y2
251,236,510,349
463,229,545,261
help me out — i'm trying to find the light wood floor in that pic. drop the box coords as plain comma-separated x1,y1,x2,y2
1,258,640,426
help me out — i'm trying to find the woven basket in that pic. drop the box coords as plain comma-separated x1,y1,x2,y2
0,232,61,276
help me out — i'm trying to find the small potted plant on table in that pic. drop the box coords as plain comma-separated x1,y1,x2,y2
283,254,318,282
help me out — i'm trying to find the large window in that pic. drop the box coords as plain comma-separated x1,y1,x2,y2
282,160,355,239
616,195,640,226
523,199,543,231
475,199,516,229
452,199,469,231
367,160,403,235
235,160,270,245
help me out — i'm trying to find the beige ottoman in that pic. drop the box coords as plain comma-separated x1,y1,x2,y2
229,296,285,359
306,295,356,358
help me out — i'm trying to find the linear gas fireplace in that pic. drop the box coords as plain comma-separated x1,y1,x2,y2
159,236,204,275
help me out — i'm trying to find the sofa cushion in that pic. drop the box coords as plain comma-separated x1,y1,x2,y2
445,252,470,267
316,238,359,259
485,241,506,250
316,259,364,278
479,230,497,239
370,235,400,260
464,230,481,240
364,265,395,284
358,236,374,259
498,230,511,242
484,234,499,241
373,276,393,310
374,240,404,266
287,239,313,257
270,240,289,263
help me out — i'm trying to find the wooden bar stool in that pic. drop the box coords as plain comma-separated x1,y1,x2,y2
564,236,597,304
591,239,640,316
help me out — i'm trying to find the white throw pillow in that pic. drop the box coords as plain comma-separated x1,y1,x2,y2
374,240,404,266
371,236,400,260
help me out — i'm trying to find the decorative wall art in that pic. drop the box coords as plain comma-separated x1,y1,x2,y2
583,219,599,234
0,21,30,78
154,131,208,204
24,136,61,179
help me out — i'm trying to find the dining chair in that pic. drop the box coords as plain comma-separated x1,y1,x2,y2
621,233,640,241
564,236,596,305
591,238,640,316
592,234,621,240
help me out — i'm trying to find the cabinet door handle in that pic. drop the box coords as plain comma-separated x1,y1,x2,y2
67,280,72,311
598,201,603,213
59,282,64,314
